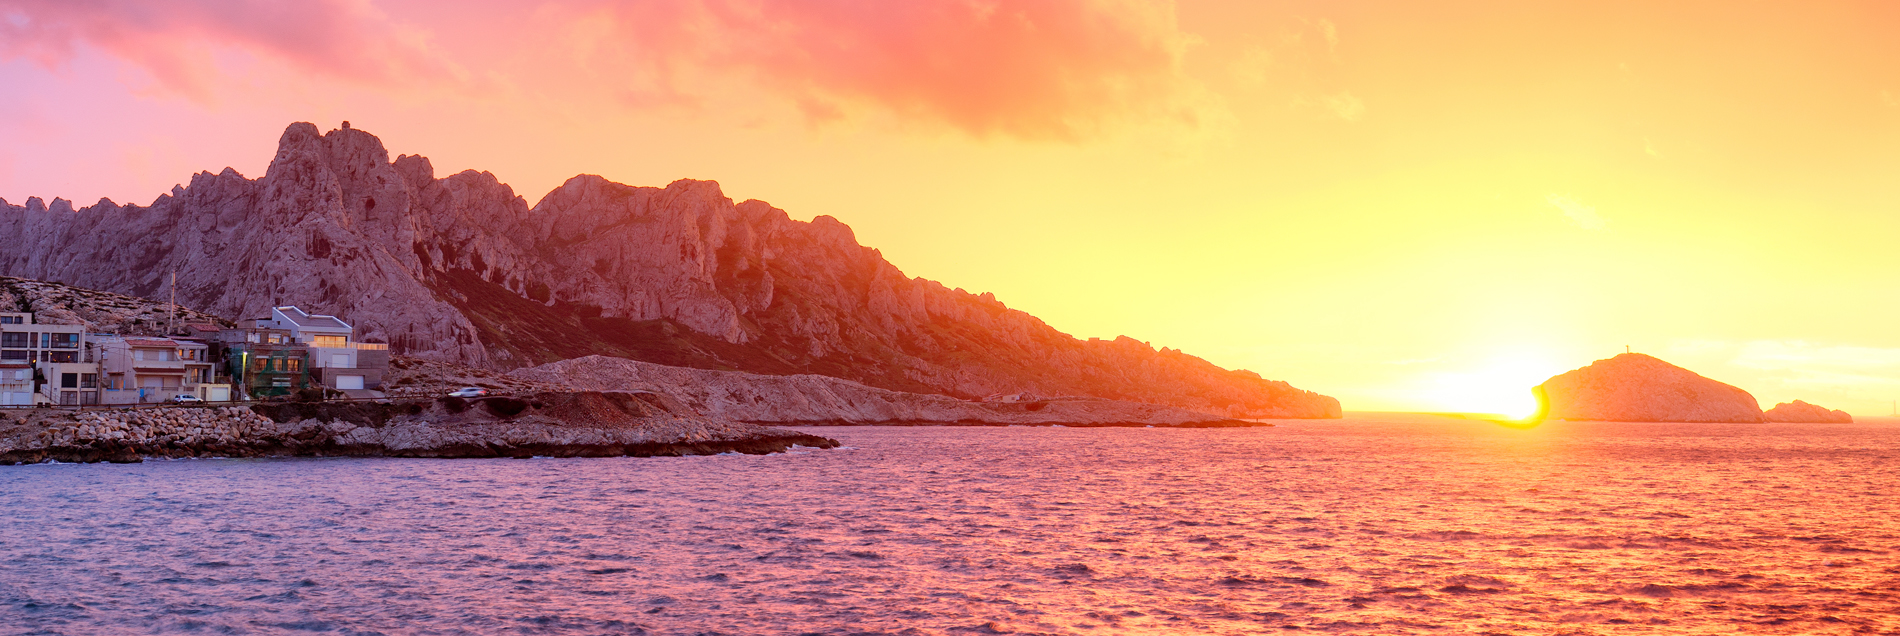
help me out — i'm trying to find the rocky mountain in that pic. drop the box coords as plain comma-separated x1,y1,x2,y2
1762,400,1853,423
1533,353,1764,422
0,122,1339,418
512,355,1257,427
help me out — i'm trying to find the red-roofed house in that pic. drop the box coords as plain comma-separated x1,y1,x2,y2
96,335,215,404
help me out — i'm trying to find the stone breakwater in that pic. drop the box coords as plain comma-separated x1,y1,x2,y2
0,392,839,465
20,406,273,462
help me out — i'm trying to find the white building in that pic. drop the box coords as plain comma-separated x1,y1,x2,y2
0,312,99,405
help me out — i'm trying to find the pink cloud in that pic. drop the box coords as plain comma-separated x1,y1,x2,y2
0,0,464,100
562,0,1206,140
1,0,1205,140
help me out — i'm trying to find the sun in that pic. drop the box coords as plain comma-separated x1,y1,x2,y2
1427,354,1560,419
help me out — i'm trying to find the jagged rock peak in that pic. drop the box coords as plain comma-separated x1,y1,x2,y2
267,122,397,182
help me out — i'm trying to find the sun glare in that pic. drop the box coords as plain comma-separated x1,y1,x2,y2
1427,355,1560,419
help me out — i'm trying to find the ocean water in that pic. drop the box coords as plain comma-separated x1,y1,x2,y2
1,415,1896,635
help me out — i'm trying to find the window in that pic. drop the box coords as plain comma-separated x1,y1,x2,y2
0,316,21,324
38,333,47,348
134,350,144,361
286,358,302,372
267,334,284,344
48,351,75,363
48,333,77,349
80,374,97,389
247,333,260,343
312,335,347,348
0,350,25,361
0,333,24,348
61,373,77,388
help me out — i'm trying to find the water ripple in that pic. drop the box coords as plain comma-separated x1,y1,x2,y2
0,416,1897,634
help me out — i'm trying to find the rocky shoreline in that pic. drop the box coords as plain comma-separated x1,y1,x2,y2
511,356,1288,427
0,392,839,465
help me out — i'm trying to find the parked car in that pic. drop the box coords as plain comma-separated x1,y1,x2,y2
168,394,204,404
447,387,489,398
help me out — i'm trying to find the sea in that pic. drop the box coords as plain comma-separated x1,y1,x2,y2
1,414,1895,635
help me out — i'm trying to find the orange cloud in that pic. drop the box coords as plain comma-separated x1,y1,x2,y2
0,0,464,100
558,0,1208,140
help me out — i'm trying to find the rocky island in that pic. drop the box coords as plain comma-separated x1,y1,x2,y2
0,392,838,465
1762,400,1854,423
1534,353,1855,423
1534,353,1766,422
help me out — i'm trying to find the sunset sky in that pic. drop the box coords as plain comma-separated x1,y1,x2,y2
5,0,1900,416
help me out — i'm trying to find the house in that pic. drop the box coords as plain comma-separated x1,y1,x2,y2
0,312,101,405
252,306,387,392
95,335,217,403
216,306,387,397
214,327,312,399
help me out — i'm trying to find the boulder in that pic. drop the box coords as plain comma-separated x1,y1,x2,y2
1534,353,1764,422
1762,400,1853,423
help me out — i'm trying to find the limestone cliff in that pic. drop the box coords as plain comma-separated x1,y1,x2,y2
0,122,1339,419
1534,353,1764,423
1762,400,1853,423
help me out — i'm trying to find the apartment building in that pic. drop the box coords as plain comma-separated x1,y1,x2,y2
0,312,99,406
